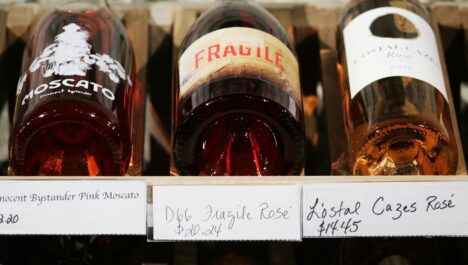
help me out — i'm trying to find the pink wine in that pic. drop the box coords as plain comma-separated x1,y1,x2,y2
10,1,135,176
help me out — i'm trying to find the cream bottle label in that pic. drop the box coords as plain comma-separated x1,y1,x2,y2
178,27,301,103
343,7,447,100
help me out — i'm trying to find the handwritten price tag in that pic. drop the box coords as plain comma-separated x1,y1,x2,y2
303,182,468,237
152,185,301,241
0,180,146,235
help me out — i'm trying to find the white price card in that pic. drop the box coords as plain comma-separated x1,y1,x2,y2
0,180,146,235
303,182,468,237
152,185,301,241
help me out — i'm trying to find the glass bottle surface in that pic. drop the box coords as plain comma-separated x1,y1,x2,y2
3,236,146,265
197,242,269,265
9,0,135,176
173,1,305,176
337,0,465,175
338,238,443,265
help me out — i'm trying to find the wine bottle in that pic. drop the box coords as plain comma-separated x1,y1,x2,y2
4,236,146,265
338,238,443,265
337,0,465,175
197,242,269,265
173,1,305,176
9,0,135,176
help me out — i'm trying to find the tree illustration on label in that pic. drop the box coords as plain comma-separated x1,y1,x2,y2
17,23,131,95
30,23,92,77
370,14,419,39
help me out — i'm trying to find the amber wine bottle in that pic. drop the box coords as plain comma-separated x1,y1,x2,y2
9,0,135,176
173,1,305,176
337,0,465,175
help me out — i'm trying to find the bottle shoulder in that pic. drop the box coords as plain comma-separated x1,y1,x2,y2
22,6,134,78
29,7,131,44
178,1,293,57
339,0,432,29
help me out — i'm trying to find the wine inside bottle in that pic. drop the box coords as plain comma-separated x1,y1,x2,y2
173,1,305,176
337,0,465,175
9,0,135,176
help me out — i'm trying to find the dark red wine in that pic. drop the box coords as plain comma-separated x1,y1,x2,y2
174,1,305,176
9,3,135,176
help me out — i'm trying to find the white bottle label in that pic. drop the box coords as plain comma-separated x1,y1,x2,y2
343,7,447,100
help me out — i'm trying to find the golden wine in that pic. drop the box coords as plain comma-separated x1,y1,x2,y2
337,0,465,175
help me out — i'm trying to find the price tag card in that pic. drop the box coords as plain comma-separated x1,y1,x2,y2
303,182,468,237
152,185,301,241
0,180,146,235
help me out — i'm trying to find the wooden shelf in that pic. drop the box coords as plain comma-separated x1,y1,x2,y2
2,175,468,184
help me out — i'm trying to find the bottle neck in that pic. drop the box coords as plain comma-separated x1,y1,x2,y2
58,0,108,11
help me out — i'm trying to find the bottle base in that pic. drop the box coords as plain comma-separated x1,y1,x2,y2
10,101,129,176
352,118,457,175
174,94,305,176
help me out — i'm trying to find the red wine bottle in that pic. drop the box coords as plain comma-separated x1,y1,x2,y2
9,0,135,176
173,1,305,176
